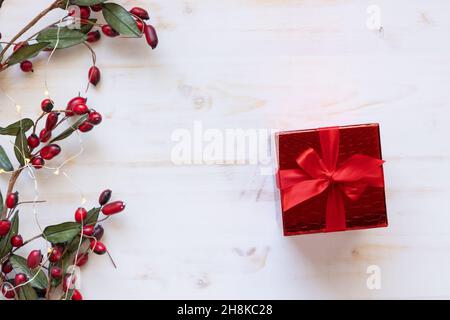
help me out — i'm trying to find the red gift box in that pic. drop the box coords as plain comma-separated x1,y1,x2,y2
275,124,388,236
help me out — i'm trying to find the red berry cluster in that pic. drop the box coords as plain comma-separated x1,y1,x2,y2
27,96,102,170
0,189,125,300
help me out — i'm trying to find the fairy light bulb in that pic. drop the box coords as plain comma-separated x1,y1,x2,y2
54,168,60,175
15,104,21,113
81,196,87,205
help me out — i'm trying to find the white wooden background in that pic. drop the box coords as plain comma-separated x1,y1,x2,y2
1,0,450,299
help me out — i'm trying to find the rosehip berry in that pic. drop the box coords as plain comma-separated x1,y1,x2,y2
0,220,11,236
72,289,83,300
31,156,45,169
20,60,33,72
72,103,89,115
2,285,15,299
91,4,103,12
45,112,59,131
82,225,95,236
102,24,119,37
67,96,87,117
88,66,101,86
10,235,23,247
136,20,145,32
98,189,112,206
49,247,62,263
6,192,19,209
27,250,43,269
50,266,62,279
102,201,125,216
76,253,89,267
93,224,104,240
14,273,27,286
78,121,94,133
41,98,54,112
75,207,88,223
27,134,40,149
130,7,150,20
144,24,158,49
88,111,102,125
87,30,101,43
2,260,13,274
79,6,91,19
39,128,52,143
40,144,61,160
91,240,106,255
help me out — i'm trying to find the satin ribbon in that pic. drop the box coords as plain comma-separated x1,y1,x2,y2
278,127,385,232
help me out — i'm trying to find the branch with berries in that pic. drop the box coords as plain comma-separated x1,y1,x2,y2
0,0,158,300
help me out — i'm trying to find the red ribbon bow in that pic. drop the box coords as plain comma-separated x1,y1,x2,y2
278,127,385,232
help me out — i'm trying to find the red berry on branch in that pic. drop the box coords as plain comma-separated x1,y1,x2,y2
31,156,45,169
102,24,119,37
14,273,27,286
72,103,89,115
39,128,52,143
91,4,103,12
27,134,40,149
72,289,83,300
2,260,13,274
99,189,112,206
76,253,89,267
79,6,91,19
40,144,61,160
78,121,94,133
20,60,33,72
6,192,18,209
45,112,59,131
88,111,102,125
144,24,158,49
0,220,11,236
88,66,101,86
11,235,23,247
82,225,95,236
63,273,77,291
136,20,145,32
75,207,88,223
87,30,101,43
49,247,62,263
102,201,125,216
1,285,15,299
50,266,62,279
91,240,107,255
67,96,87,117
93,224,104,240
27,250,43,269
41,98,54,112
130,7,150,20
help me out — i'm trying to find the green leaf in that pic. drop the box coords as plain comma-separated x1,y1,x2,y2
0,118,34,136
49,115,88,143
0,211,19,258
7,42,50,66
9,255,48,290
18,284,38,300
102,3,140,37
80,19,97,34
43,222,81,243
14,129,30,167
84,207,101,226
36,27,87,49
0,191,3,215
70,0,107,5
0,146,13,172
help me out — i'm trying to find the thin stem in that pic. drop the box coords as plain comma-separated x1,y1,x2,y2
0,0,62,61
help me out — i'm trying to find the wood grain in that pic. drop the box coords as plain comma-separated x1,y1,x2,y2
1,0,450,299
